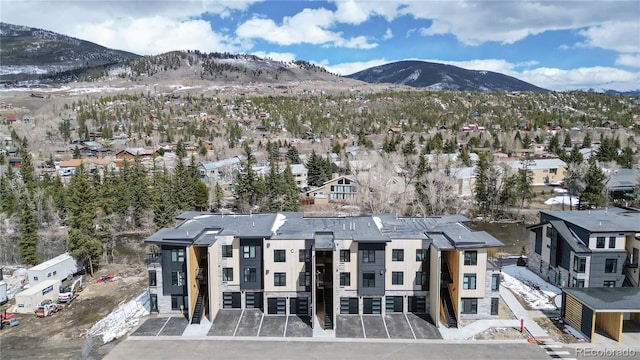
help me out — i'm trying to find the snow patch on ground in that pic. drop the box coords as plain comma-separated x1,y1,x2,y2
501,265,560,310
544,195,579,205
87,290,150,344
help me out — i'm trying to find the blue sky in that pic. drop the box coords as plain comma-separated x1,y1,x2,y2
2,0,638,91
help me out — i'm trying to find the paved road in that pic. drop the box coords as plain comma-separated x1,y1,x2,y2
103,339,551,360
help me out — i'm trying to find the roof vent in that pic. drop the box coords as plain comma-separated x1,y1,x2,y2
599,221,602,227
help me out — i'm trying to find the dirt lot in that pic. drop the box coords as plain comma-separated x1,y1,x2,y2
0,263,147,360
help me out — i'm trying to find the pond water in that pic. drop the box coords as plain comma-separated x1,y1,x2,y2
469,222,531,255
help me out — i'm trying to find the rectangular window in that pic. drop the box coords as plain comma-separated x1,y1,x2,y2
392,249,404,262
416,249,428,261
603,280,616,287
171,248,185,262
148,270,157,287
491,298,499,315
596,237,605,248
299,249,311,262
573,256,586,273
363,272,375,287
461,298,478,314
608,236,616,249
274,249,286,262
415,271,426,286
222,268,233,281
243,246,256,259
491,274,500,291
633,248,639,265
362,250,375,263
243,267,256,282
392,271,404,285
604,259,617,273
340,249,350,262
171,271,185,287
171,295,183,310
150,294,158,313
463,274,477,290
340,272,351,286
546,226,552,238
222,245,233,258
464,251,477,265
34,276,38,281
274,272,286,286
299,272,310,287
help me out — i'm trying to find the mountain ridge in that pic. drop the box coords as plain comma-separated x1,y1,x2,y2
346,60,548,92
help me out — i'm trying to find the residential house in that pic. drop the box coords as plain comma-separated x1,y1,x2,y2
5,114,17,124
8,157,22,168
528,207,640,289
505,158,566,186
115,148,158,160
144,212,504,329
305,175,357,205
446,167,476,197
198,156,246,185
606,169,640,204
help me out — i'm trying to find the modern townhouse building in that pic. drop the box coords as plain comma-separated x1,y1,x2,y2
528,207,640,289
144,212,503,330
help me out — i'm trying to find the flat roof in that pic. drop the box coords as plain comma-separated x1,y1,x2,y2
29,253,73,271
563,287,640,312
17,279,61,296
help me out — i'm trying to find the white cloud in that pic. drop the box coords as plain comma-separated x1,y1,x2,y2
324,59,390,76
616,54,640,68
402,1,639,46
332,0,400,24
73,17,241,55
577,21,640,54
383,28,393,40
235,7,377,49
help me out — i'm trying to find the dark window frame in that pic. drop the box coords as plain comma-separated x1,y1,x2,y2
362,250,375,263
608,236,616,249
222,267,233,281
299,249,311,262
363,272,375,287
222,245,233,258
171,271,185,286
340,249,351,262
148,270,157,287
461,298,478,314
339,272,351,286
415,271,426,286
416,249,428,261
171,248,185,262
463,273,477,290
491,274,500,291
596,237,605,249
274,272,286,286
603,280,616,287
490,298,499,315
464,251,478,265
391,271,404,285
392,249,404,262
573,256,586,273
243,245,257,259
604,258,617,273
243,267,257,282
274,249,286,262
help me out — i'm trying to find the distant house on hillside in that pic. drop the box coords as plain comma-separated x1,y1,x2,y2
5,114,17,123
115,148,158,160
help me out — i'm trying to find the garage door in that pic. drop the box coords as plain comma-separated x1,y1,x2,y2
267,297,286,314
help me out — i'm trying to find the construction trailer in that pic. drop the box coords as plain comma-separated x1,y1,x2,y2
27,253,82,286
0,281,7,305
14,279,61,314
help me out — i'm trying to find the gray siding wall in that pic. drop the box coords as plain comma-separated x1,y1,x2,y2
161,245,187,296
588,251,627,287
358,243,386,296
240,238,263,290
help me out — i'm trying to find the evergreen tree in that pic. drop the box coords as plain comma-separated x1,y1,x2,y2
213,182,224,211
18,193,40,266
281,163,300,211
515,159,534,209
547,133,560,154
597,136,617,162
580,157,607,208
286,145,300,164
581,132,592,149
153,168,175,230
402,136,417,156
617,146,635,169
130,159,151,226
563,133,572,148
66,166,101,275
565,145,584,164
19,148,36,192
192,181,210,211
0,172,19,216
473,152,491,219
264,159,283,212
233,143,261,212
306,150,328,187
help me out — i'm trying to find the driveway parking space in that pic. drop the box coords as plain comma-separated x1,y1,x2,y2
159,317,189,336
208,310,242,336
406,313,442,339
336,315,364,338
285,316,312,337
234,309,263,337
259,316,286,337
362,316,387,338
385,314,414,339
132,317,171,336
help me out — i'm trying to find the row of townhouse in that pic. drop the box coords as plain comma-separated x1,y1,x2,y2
144,212,504,329
528,207,640,289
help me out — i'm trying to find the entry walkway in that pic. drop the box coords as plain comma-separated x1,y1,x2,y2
499,287,549,340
